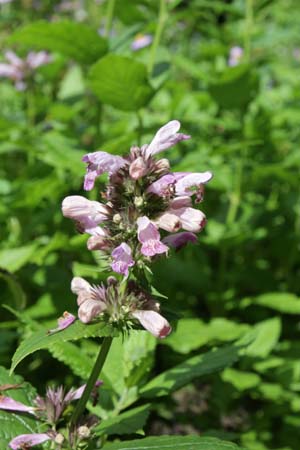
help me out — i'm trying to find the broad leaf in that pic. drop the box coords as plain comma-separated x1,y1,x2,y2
102,435,245,450
0,244,38,273
244,318,281,358
9,20,108,64
140,344,241,398
208,64,258,110
11,320,118,373
165,318,249,354
95,404,151,436
249,293,300,314
0,269,26,309
88,54,154,111
0,366,40,449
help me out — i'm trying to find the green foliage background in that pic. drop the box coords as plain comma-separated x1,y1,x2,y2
1,0,300,449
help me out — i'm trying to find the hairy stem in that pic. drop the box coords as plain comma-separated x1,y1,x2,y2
70,336,113,426
147,0,168,75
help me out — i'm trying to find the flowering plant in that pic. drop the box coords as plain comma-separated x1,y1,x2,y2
62,120,212,337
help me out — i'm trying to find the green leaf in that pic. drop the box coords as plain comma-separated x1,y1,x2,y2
11,320,119,373
140,343,241,398
0,269,26,309
245,318,281,358
9,20,108,64
102,435,245,450
208,65,258,110
0,244,38,273
253,293,300,314
0,366,40,449
165,318,249,354
95,404,151,436
88,54,154,111
222,368,261,391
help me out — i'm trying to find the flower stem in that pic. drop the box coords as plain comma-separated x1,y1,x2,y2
244,0,254,61
105,0,116,38
70,336,113,426
147,0,168,76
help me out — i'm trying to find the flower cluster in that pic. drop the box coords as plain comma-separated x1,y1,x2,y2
62,120,212,338
0,382,101,449
0,50,51,90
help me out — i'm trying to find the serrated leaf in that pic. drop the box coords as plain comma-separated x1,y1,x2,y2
9,20,108,64
0,366,40,449
88,54,154,111
95,404,151,436
11,320,118,373
140,344,241,398
102,435,245,450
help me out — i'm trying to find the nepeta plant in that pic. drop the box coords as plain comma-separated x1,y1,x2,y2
1,120,212,449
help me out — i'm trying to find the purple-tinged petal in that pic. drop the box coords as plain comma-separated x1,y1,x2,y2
170,207,206,232
175,172,213,197
78,299,106,323
137,216,160,242
5,51,23,67
48,312,76,334
132,310,171,338
147,174,176,197
131,34,153,51
0,395,36,414
137,217,168,256
156,212,181,232
163,232,198,250
145,120,190,159
26,51,51,69
0,63,17,78
82,151,126,191
9,433,52,450
62,195,109,223
111,243,135,276
228,46,244,67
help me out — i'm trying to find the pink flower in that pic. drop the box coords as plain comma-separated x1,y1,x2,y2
26,51,51,69
0,50,51,89
131,34,153,51
132,310,171,338
87,234,110,251
82,151,126,191
170,206,206,232
175,172,213,200
228,46,244,67
9,433,52,450
48,311,76,334
71,277,107,323
62,195,109,235
0,396,36,414
156,212,181,232
144,120,190,159
163,232,198,250
137,216,168,257
111,243,135,276
147,174,176,196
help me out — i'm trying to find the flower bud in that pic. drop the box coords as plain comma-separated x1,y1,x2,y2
77,426,90,440
113,213,122,224
55,434,64,445
129,156,148,180
154,158,170,175
134,196,144,208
